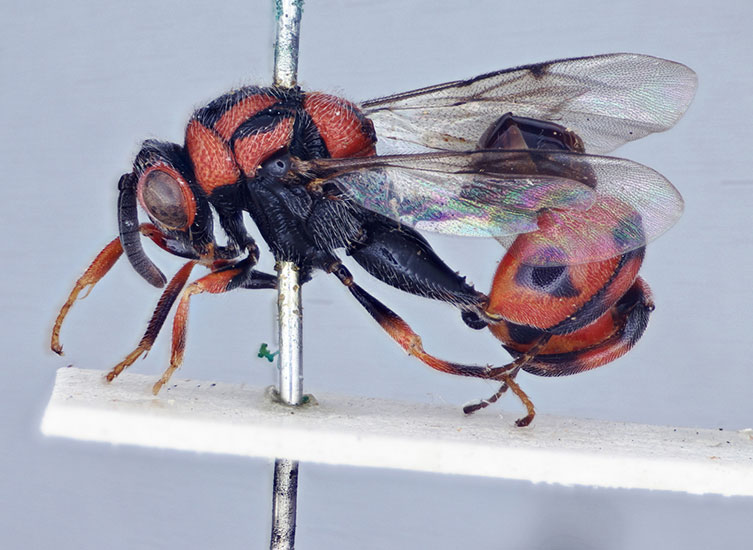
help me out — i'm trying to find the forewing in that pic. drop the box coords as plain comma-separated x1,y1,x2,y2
296,149,683,265
362,53,697,155
495,155,684,265
298,150,595,237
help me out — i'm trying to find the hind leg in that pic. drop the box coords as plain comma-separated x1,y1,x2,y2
348,214,493,325
328,260,542,425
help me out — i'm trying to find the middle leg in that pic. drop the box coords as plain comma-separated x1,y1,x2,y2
150,259,277,394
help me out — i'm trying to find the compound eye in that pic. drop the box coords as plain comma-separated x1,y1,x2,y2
138,168,194,230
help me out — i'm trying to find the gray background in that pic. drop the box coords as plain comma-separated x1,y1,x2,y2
2,0,752,548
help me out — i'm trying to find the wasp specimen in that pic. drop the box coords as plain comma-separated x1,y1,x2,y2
52,53,696,425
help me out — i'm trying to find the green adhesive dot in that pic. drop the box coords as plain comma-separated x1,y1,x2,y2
257,343,280,363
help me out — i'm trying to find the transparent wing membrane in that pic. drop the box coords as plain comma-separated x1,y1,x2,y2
363,53,697,155
297,149,682,265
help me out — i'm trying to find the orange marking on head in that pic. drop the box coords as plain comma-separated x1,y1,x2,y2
185,120,241,194
304,93,376,158
215,93,280,141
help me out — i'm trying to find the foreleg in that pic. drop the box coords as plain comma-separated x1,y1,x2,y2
105,261,197,382
51,224,177,354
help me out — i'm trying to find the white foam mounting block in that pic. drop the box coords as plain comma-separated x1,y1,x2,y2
42,368,753,496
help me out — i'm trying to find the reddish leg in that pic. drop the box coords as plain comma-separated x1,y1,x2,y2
51,224,175,355
52,237,123,355
329,262,541,425
463,377,511,414
463,369,537,426
463,334,551,420
105,261,197,382
151,264,277,394
503,373,537,427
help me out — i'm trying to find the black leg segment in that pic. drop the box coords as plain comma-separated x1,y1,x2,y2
347,214,488,312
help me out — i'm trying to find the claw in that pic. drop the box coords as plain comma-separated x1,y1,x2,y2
105,347,149,382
